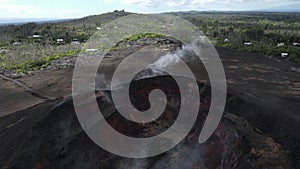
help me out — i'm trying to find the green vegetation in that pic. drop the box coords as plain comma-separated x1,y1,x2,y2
3,50,79,73
103,33,167,52
0,10,130,73
106,33,168,51
108,44,128,51
173,12,300,62
121,33,166,42
0,10,299,73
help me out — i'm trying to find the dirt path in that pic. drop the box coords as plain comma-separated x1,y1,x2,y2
0,77,44,117
0,74,54,100
0,69,73,117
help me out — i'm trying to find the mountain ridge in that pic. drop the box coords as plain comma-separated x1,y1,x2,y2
257,3,300,12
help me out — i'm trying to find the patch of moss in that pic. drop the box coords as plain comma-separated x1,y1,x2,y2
3,50,80,73
121,33,166,42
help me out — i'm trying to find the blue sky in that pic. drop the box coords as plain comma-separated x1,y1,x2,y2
0,0,299,19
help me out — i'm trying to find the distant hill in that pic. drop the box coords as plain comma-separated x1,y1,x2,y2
66,10,131,25
0,18,72,25
171,3,300,13
258,3,300,12
0,10,131,26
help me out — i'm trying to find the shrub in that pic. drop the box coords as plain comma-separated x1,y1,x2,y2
121,33,166,42
3,50,80,73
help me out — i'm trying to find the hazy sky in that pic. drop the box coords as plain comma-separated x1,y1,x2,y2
0,0,299,19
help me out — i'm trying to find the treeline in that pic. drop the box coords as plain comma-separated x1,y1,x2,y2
0,10,132,72
0,10,299,63
0,10,130,47
176,12,300,62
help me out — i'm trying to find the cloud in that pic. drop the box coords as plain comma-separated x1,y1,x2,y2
0,1,84,18
0,4,32,14
122,0,299,8
122,0,161,7
103,0,117,3
0,0,298,18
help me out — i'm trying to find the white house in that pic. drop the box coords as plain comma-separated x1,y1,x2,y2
224,39,229,43
244,42,252,46
13,42,21,46
281,53,288,58
0,48,10,54
199,36,205,39
71,40,80,45
277,43,285,47
86,49,98,52
56,39,64,44
33,35,41,38
96,27,102,30
293,42,300,46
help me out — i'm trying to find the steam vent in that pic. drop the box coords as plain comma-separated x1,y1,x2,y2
0,37,296,169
